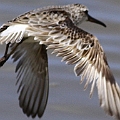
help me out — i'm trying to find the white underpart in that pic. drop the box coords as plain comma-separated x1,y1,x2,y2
0,24,29,44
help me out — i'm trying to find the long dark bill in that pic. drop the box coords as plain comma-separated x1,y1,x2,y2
87,14,106,27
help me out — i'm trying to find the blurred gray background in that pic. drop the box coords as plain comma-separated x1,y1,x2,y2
0,0,120,120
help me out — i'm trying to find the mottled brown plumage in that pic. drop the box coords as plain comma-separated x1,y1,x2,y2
0,3,119,120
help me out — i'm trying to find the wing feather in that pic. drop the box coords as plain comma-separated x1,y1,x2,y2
0,8,69,44
11,42,49,118
44,18,120,119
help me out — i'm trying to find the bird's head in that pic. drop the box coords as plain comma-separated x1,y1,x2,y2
65,3,106,27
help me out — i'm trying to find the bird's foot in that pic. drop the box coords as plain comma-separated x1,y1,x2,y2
0,56,8,67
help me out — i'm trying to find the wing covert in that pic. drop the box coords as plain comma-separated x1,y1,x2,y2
0,8,70,44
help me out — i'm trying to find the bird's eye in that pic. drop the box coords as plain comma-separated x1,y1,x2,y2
85,10,88,14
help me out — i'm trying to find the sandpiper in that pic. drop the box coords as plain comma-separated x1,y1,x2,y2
0,3,120,119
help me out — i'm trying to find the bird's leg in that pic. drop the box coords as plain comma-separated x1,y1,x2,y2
0,43,10,67
0,43,20,67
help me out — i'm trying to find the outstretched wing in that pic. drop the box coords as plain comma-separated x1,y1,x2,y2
11,42,49,118
41,18,120,119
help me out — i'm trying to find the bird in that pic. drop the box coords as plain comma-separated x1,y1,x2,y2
0,3,120,119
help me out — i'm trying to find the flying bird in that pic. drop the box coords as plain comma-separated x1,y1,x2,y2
0,3,120,119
